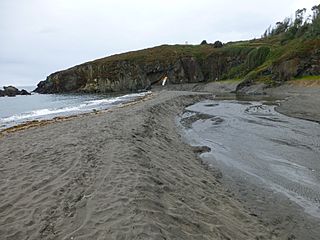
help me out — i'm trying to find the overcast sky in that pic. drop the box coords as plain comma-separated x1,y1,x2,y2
0,0,318,86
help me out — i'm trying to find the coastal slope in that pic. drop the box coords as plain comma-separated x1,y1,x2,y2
34,39,320,94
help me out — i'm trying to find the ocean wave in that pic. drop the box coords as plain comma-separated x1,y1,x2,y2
85,91,150,106
0,91,150,126
1,106,81,123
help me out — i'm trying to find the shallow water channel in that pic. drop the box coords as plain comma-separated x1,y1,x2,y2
179,100,320,218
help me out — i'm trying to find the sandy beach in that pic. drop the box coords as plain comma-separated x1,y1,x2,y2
2,0,320,238
0,91,271,239
0,84,319,240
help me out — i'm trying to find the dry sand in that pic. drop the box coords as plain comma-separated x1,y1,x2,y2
0,91,271,240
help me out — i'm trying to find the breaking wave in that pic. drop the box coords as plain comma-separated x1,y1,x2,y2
0,91,150,129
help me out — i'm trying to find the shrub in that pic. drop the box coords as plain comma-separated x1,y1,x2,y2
200,40,208,45
245,47,270,70
213,41,223,48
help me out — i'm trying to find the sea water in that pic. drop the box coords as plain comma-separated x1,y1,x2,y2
0,86,150,130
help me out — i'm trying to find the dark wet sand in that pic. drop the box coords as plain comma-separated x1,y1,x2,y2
179,99,320,240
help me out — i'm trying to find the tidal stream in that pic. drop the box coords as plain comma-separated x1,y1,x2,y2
180,100,320,218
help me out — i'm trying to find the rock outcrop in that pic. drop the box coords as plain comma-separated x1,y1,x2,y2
271,48,320,82
34,40,320,94
34,45,251,94
20,89,32,95
35,57,206,93
3,86,20,97
0,86,31,97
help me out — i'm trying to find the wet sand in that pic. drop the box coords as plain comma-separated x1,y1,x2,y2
179,100,320,240
0,91,271,240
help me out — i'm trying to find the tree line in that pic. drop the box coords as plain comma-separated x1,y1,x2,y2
262,4,320,40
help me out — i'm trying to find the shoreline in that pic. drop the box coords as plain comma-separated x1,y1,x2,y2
0,92,154,138
2,81,319,138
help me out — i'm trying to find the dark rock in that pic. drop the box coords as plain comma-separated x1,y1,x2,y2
35,56,206,94
270,47,320,81
3,86,19,97
271,58,300,81
192,146,211,154
19,89,31,95
1,86,31,97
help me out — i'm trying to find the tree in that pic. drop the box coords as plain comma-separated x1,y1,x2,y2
200,40,208,45
310,4,320,36
294,8,306,27
262,25,272,38
311,4,320,20
271,18,291,35
262,5,320,40
213,41,223,48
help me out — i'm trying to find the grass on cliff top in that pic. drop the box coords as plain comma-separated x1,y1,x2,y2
87,34,306,67
83,35,295,68
88,42,260,66
74,35,319,87
90,44,218,65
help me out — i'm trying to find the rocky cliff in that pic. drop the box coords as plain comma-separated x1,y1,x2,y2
35,39,320,94
34,45,235,93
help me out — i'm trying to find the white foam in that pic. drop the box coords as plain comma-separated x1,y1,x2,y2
1,106,80,123
84,91,150,106
0,91,151,126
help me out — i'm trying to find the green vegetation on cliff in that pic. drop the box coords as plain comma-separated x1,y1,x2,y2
35,5,320,94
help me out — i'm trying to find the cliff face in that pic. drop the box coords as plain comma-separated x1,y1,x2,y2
36,58,206,94
34,44,251,93
35,40,320,94
271,48,320,81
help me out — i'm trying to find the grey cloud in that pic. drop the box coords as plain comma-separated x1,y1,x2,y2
0,0,319,86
